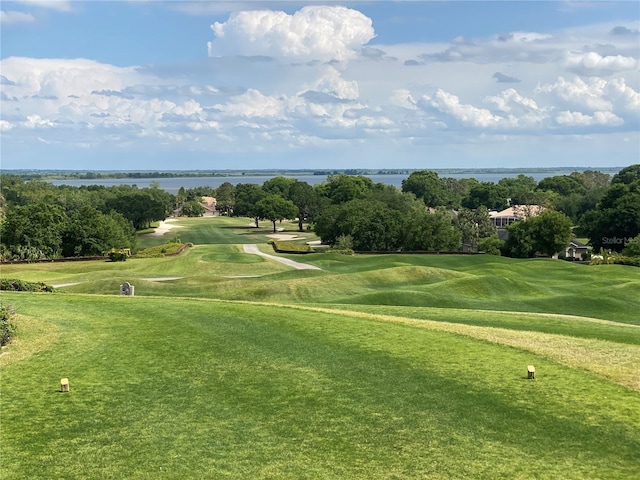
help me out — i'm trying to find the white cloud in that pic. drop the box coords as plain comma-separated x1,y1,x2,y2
422,90,502,128
0,120,13,131
207,6,375,62
555,110,623,127
565,51,639,75
0,10,35,24
537,76,640,117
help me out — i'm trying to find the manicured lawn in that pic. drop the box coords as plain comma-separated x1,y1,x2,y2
2,294,639,479
2,217,640,478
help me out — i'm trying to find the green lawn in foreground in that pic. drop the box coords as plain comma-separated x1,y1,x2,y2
2,293,639,479
2,217,640,478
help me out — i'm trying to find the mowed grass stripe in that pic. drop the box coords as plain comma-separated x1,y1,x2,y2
269,303,640,392
2,293,639,479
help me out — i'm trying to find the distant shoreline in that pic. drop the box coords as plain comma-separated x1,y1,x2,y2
3,166,625,181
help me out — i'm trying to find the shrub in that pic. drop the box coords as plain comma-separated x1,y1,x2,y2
478,236,503,256
271,240,312,253
135,242,185,258
0,302,16,346
108,249,128,262
0,279,54,292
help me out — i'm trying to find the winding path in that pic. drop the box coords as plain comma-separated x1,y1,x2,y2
242,244,321,270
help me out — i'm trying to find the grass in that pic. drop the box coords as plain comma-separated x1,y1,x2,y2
1,215,640,478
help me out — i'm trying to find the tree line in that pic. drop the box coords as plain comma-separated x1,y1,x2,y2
1,164,638,260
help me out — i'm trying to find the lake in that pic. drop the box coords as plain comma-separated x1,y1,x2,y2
50,169,618,194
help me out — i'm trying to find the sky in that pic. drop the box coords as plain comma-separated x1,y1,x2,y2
1,1,639,171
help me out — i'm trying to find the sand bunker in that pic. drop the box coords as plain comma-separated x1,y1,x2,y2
150,219,184,237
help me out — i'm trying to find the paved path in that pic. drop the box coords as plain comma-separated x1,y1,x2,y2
242,244,321,270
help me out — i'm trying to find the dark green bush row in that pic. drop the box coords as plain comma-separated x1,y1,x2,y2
0,279,54,292
270,240,312,254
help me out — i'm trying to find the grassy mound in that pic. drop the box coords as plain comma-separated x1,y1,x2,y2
2,216,639,478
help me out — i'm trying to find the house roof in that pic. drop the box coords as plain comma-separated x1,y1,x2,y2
569,239,588,248
490,205,544,219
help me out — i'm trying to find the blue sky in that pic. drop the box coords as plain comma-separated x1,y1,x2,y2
1,1,639,171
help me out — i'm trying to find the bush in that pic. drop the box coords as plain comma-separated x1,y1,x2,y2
108,249,128,262
0,302,16,346
478,236,503,256
135,242,185,258
0,279,54,292
271,240,312,253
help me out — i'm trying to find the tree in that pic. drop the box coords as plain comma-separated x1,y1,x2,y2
215,182,235,216
1,203,68,259
622,235,640,257
233,183,266,227
536,175,586,197
454,207,496,251
401,170,452,207
323,174,374,204
580,180,640,251
502,210,573,258
463,182,509,210
61,205,135,257
498,174,537,205
255,194,297,233
262,176,295,197
288,180,318,232
104,189,169,230
181,201,206,217
531,210,573,257
612,164,640,185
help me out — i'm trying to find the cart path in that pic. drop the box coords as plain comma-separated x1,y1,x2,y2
242,244,321,270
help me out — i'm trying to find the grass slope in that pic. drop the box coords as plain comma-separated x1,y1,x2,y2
2,215,640,478
2,294,639,479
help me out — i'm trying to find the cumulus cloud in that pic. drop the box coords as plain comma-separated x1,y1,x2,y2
555,110,623,127
421,90,503,128
1,10,35,24
537,76,640,115
565,51,639,75
207,6,375,62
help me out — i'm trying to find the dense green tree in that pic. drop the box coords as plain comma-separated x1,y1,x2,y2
454,207,496,250
104,189,170,230
323,174,375,204
536,175,587,197
61,206,135,257
262,176,296,197
215,182,235,216
462,182,509,210
401,170,452,207
401,208,461,252
502,211,573,258
580,180,640,251
498,174,537,205
531,210,574,257
442,177,478,209
233,183,266,227
622,235,640,257
570,170,611,191
255,194,298,233
1,203,68,259
181,201,206,217
611,164,640,185
288,180,318,232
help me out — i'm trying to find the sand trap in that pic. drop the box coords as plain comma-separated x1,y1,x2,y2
150,219,184,237
52,282,81,288
267,234,303,241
